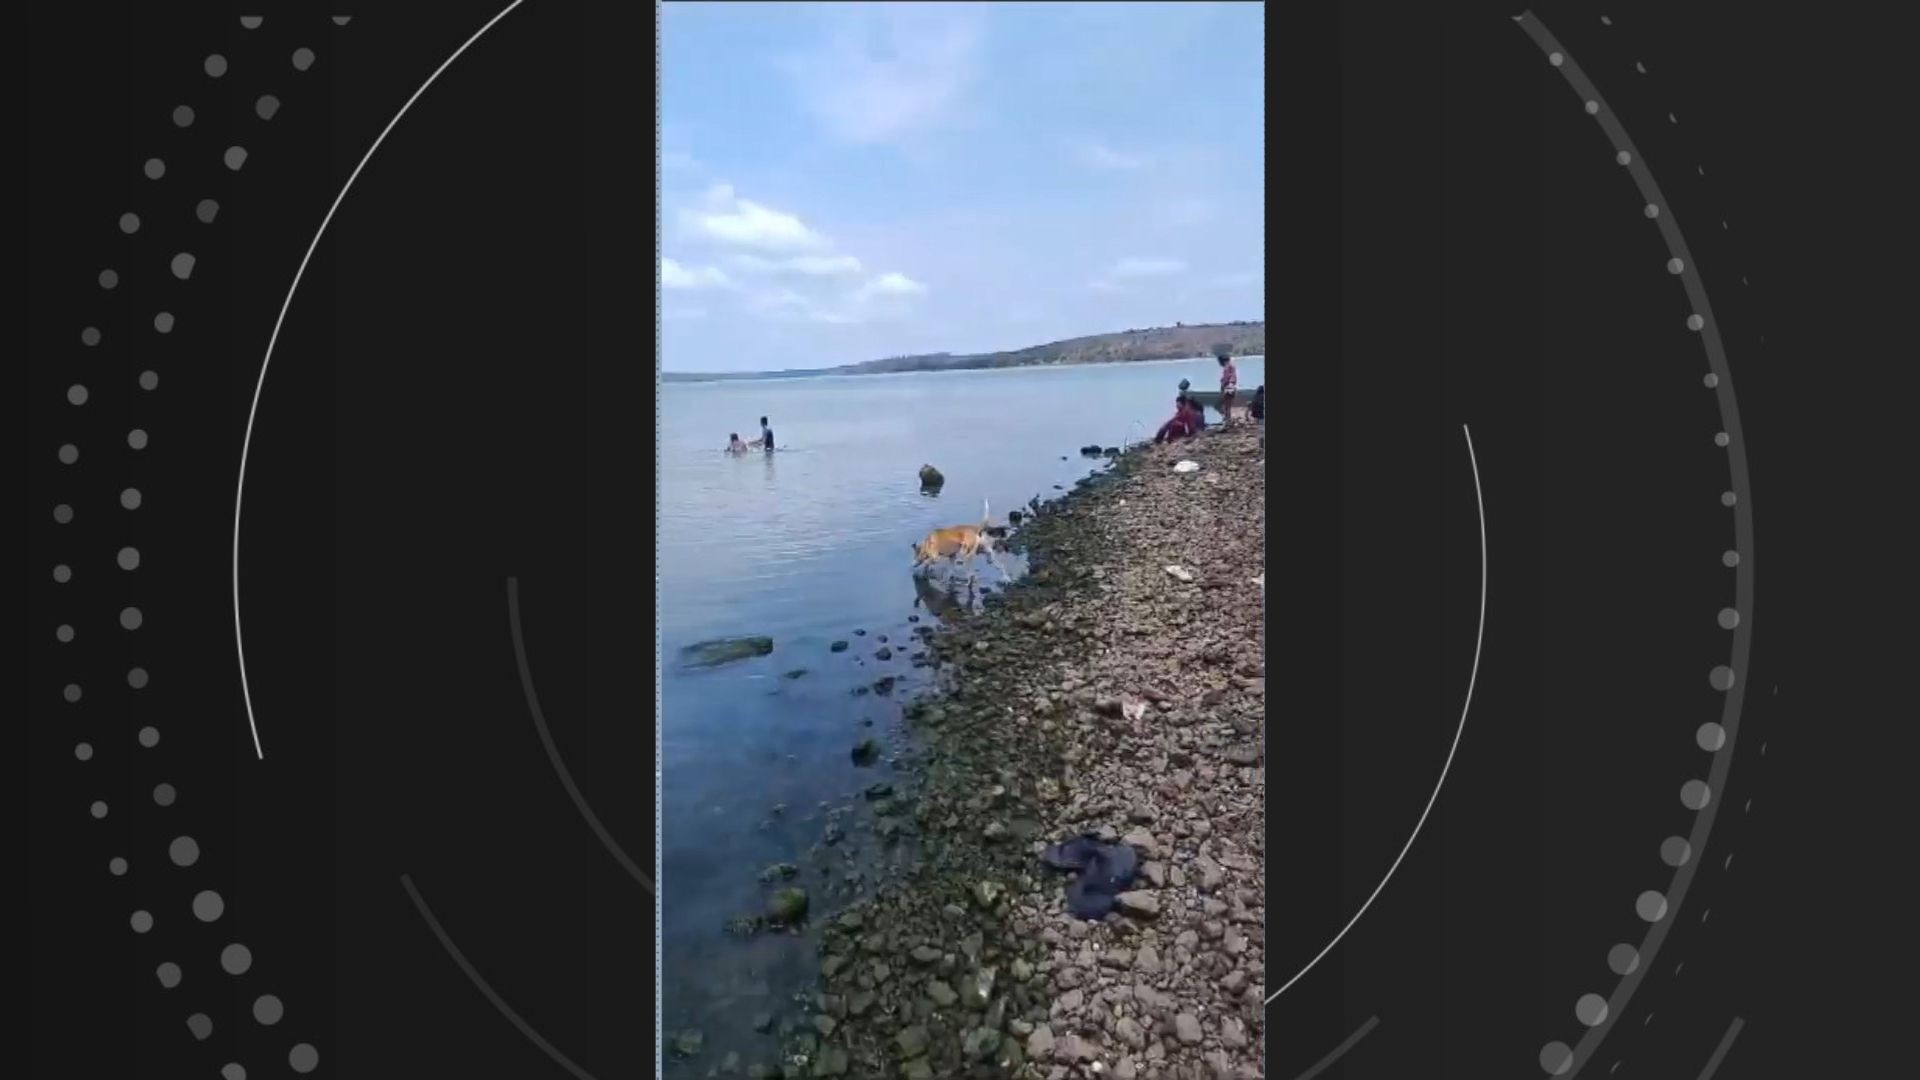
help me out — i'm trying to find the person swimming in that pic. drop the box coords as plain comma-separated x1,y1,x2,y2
726,432,749,454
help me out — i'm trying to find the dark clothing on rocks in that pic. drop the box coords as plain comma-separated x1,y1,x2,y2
1040,835,1140,919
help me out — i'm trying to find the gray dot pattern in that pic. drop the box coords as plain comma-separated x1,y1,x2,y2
59,24,326,1068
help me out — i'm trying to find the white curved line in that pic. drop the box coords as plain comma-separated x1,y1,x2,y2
1268,423,1486,1004
233,2,526,759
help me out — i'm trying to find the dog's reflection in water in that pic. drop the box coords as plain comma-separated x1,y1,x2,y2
912,569,977,620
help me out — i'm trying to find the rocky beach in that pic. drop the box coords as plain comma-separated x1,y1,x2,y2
704,422,1266,1079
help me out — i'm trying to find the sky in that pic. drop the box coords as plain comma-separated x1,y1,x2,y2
659,1,1264,373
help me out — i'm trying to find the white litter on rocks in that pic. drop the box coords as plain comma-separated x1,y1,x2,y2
1164,565,1195,582
1172,460,1201,473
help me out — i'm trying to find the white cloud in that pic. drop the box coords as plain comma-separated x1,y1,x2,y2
782,4,984,145
1072,140,1147,171
660,257,732,290
682,183,828,252
855,271,928,299
729,252,866,277
662,149,701,173
1110,257,1188,278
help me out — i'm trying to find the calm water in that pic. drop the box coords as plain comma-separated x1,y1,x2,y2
658,357,1264,1068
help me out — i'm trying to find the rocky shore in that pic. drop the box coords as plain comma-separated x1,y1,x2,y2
726,424,1266,1079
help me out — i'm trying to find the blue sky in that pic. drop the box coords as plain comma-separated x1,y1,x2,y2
659,1,1264,372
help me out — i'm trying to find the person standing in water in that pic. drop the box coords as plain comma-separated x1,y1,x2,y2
752,416,774,451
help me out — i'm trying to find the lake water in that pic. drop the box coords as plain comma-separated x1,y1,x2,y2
658,356,1264,1069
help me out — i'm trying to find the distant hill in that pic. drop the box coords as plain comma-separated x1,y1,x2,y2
663,321,1265,382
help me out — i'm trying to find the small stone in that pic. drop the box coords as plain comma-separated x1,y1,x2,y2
1025,1025,1055,1061
896,1025,930,1056
1115,891,1161,920
830,640,849,652
1175,1012,1204,1045
926,979,958,1007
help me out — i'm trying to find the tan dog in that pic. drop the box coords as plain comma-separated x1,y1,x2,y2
911,499,1008,581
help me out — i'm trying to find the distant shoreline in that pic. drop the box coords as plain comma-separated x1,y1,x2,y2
663,320,1265,383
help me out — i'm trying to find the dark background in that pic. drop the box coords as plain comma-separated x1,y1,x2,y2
18,2,1913,1078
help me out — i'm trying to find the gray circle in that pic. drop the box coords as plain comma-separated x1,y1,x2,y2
118,546,141,570
240,16,263,29
140,370,160,390
154,311,175,333
205,54,228,78
139,726,160,748
257,94,281,121
188,1014,213,1041
121,607,144,631
253,994,285,1025
1539,1041,1573,1075
57,625,75,643
193,890,226,922
54,564,72,583
1667,257,1684,274
1714,431,1731,447
122,487,143,509
333,15,353,24
170,836,201,867
1697,722,1727,751
1717,607,1740,629
120,212,141,234
1644,203,1660,218
65,683,83,703
173,105,195,127
68,384,89,405
1607,943,1640,974
90,799,107,818
171,253,196,280
154,783,177,807
1720,491,1737,507
59,444,79,464
1722,549,1741,567
221,943,254,975
1575,993,1609,1026
100,268,119,289
130,429,149,449
197,198,220,224
1548,52,1564,66
1680,780,1712,810
75,741,92,760
131,910,154,933
82,326,101,346
1616,150,1632,165
54,504,74,524
1660,836,1692,866
290,1044,320,1073
110,857,128,876
1635,890,1668,922
144,157,166,180
293,48,317,71
223,1065,246,1080
224,146,249,171
1585,100,1598,115
1710,665,1736,690
128,667,150,689
157,962,182,989
1688,314,1706,331
1704,372,1720,388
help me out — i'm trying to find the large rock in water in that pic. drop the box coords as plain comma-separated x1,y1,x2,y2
767,887,809,926
919,464,945,489
680,636,773,668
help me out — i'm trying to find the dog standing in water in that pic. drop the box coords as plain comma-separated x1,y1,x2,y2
911,499,1007,584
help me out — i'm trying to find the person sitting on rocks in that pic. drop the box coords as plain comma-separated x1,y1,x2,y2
1154,394,1202,443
